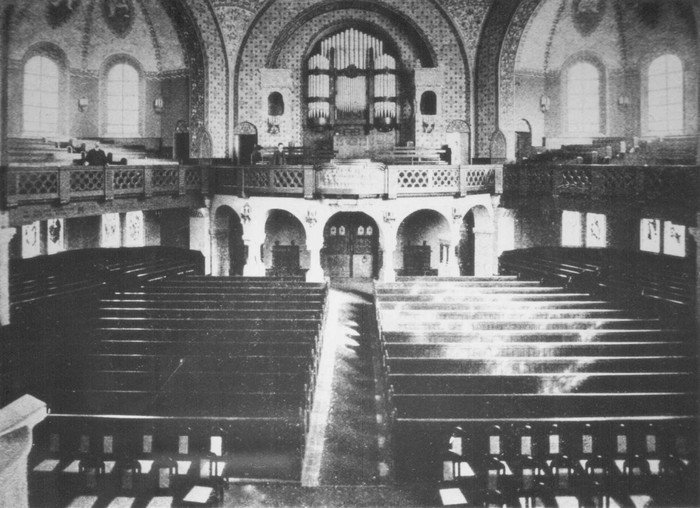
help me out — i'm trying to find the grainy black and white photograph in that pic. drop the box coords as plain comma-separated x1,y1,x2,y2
0,0,697,506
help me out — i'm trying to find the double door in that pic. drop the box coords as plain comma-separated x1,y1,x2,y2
324,219,377,279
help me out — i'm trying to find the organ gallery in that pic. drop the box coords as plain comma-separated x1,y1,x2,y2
0,0,697,506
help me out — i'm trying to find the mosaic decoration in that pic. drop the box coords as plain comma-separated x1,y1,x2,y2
572,0,605,36
47,0,80,28
102,0,134,38
159,0,211,155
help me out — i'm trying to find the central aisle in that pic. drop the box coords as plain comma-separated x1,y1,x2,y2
319,282,382,485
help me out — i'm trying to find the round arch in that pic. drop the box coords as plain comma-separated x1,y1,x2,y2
20,42,70,137
264,209,307,277
322,211,380,279
213,205,245,276
459,205,494,277
396,209,451,276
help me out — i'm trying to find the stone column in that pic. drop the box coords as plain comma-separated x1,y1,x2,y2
242,224,266,277
473,229,495,276
305,235,324,283
0,225,16,326
379,228,397,282
190,203,212,275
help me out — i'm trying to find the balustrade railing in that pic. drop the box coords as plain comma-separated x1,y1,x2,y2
214,163,496,199
503,163,698,206
4,164,208,207
3,162,496,209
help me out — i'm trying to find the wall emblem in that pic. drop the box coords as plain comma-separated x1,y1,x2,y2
47,0,80,28
103,0,134,38
572,0,605,36
48,219,62,244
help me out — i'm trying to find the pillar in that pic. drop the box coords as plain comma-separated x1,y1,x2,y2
242,224,266,277
305,234,324,283
473,228,496,276
190,204,212,275
0,225,16,326
379,227,397,282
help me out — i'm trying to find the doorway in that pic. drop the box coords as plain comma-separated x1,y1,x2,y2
322,212,379,279
234,122,258,165
515,118,532,162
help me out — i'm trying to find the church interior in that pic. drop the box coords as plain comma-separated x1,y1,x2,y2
0,0,698,506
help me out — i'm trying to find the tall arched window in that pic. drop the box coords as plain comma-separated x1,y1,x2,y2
648,54,683,134
566,62,600,135
106,62,139,136
23,55,59,135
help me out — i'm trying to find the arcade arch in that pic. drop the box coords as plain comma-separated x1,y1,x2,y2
322,212,379,279
458,205,494,276
396,209,451,276
264,210,307,277
213,206,245,276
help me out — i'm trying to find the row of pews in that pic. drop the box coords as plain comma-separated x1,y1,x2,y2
499,248,695,320
9,248,203,315
375,276,697,507
29,275,328,506
7,137,170,166
523,136,697,166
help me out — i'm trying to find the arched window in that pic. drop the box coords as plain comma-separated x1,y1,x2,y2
23,56,59,135
648,54,683,134
106,62,139,136
420,91,437,115
268,92,285,116
566,62,600,134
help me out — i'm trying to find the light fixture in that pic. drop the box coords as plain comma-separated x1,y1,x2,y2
154,97,164,114
305,210,317,226
618,94,631,107
539,95,550,113
241,202,251,223
78,97,89,112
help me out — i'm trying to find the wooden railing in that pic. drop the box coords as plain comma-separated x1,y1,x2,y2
214,163,498,199
3,164,208,207
502,163,699,206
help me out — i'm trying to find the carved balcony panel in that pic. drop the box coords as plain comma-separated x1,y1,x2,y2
502,163,699,211
316,160,386,197
4,164,206,224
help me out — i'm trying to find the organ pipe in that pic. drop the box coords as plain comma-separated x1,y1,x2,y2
307,28,398,128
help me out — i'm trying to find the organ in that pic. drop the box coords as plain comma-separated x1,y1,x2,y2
306,28,398,132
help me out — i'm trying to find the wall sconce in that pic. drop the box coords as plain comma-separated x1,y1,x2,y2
154,97,164,114
78,97,89,112
241,202,251,223
305,210,317,227
618,94,631,108
539,95,550,113
452,207,463,223
383,211,395,223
